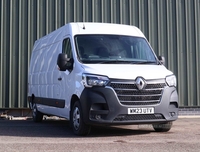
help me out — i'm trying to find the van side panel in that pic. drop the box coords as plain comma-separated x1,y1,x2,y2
29,26,71,116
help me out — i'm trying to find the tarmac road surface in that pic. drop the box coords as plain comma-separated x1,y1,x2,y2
0,117,200,152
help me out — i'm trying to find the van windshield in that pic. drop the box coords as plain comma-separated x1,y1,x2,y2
75,35,158,64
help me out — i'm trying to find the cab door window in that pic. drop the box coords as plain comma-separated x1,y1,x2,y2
61,38,74,70
62,38,73,58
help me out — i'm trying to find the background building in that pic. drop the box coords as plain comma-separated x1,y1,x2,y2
0,0,200,110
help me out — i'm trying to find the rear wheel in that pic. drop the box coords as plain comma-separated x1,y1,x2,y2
32,102,43,122
71,100,91,135
153,122,172,132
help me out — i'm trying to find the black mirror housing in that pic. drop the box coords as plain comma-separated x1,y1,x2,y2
57,53,73,71
158,56,165,65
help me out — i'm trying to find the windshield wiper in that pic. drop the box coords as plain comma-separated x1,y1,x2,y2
136,61,159,65
98,60,135,64
83,60,159,64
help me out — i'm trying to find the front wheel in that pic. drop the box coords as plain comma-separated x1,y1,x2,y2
153,122,173,132
32,103,43,122
71,101,91,135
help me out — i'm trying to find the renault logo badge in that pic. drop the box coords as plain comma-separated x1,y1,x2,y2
135,77,146,90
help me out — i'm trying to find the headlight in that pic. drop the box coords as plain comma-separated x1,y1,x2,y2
82,74,110,87
166,75,177,87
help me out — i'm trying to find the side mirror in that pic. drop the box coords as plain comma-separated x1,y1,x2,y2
57,53,73,71
158,56,165,65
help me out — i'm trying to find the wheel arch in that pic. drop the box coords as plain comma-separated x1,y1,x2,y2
28,94,35,109
70,94,80,114
31,94,35,101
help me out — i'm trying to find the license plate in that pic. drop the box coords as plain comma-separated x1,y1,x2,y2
128,107,154,114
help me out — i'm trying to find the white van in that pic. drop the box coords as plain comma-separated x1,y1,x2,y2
28,22,178,135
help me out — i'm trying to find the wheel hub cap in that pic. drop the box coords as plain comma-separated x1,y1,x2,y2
73,107,80,130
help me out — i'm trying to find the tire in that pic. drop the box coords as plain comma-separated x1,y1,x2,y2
32,102,43,122
71,100,91,135
153,122,172,132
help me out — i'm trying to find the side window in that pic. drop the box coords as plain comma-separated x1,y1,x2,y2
62,38,73,58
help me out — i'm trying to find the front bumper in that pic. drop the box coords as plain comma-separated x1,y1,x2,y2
80,86,178,125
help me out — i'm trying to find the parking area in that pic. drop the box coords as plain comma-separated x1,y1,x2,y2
0,117,200,152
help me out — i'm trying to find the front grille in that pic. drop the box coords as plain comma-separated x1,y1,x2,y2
113,114,164,121
109,79,166,106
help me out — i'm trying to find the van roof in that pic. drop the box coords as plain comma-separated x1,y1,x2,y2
69,22,145,37
33,22,145,51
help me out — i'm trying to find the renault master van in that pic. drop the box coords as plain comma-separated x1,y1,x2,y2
28,22,178,135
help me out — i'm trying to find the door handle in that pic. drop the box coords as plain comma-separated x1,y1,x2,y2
58,77,62,81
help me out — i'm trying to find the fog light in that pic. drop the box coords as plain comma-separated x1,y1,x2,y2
95,115,101,120
170,112,176,117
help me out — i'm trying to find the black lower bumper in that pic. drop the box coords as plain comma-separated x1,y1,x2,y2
80,86,179,125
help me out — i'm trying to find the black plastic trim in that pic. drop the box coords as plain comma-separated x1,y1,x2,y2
79,86,179,125
34,97,65,108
